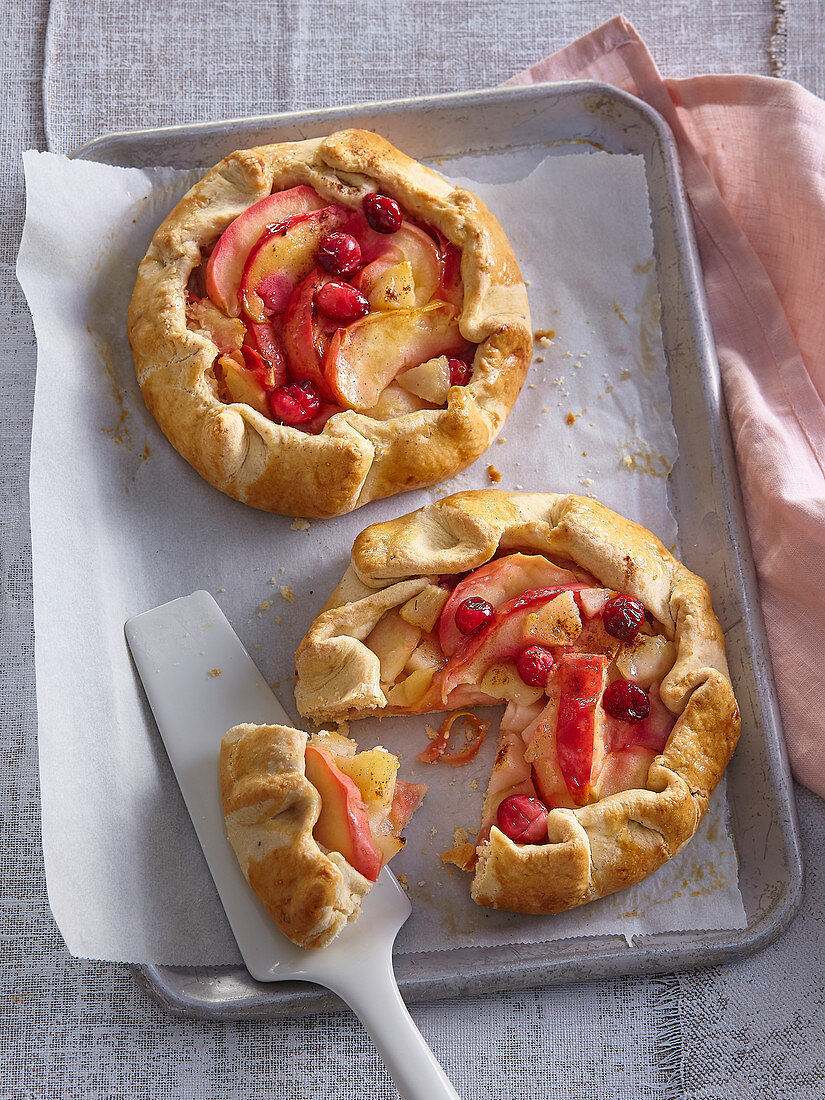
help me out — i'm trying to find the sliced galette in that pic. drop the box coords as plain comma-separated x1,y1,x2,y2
220,723,424,948
128,130,531,517
294,490,740,915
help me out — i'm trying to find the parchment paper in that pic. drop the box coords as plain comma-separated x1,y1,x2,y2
17,147,746,964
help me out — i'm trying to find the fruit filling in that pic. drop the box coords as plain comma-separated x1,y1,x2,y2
304,730,426,881
360,553,679,852
186,185,475,431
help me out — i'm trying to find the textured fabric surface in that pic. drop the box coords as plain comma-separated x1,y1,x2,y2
2,0,824,1097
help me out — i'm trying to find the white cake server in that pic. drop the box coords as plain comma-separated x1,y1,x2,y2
125,590,460,1100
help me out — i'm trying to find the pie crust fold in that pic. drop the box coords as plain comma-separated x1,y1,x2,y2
294,490,740,915
128,131,531,517
219,722,372,949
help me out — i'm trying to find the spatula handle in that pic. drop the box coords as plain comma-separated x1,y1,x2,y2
328,947,461,1100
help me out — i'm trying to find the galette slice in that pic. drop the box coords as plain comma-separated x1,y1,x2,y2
220,723,424,948
294,490,740,916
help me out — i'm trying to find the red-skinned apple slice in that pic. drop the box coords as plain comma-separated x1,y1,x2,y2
554,653,609,806
439,554,582,657
241,206,350,323
325,301,464,411
303,744,382,882
281,269,337,400
244,320,287,388
205,186,327,316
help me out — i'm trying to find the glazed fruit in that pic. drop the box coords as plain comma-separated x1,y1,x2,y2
268,380,321,425
315,281,370,323
448,358,472,386
516,645,556,687
603,595,646,642
363,193,403,234
496,795,549,844
455,597,495,636
317,232,362,277
602,679,651,722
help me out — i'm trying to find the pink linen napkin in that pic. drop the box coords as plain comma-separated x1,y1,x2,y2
509,16,825,798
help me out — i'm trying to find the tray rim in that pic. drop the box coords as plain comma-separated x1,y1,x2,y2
69,78,803,1018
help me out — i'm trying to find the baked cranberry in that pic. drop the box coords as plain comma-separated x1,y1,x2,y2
602,679,650,722
363,192,402,234
268,380,321,426
455,597,494,635
315,281,370,323
516,645,556,687
317,232,362,277
448,358,473,386
603,595,646,642
497,795,548,844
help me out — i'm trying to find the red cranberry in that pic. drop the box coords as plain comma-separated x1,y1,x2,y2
363,193,402,234
603,595,646,642
516,645,556,688
602,679,650,722
268,381,321,426
497,795,548,844
317,232,361,277
315,281,370,323
448,358,473,386
455,597,494,635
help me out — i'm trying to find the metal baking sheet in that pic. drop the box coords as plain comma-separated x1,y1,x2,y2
72,81,803,1019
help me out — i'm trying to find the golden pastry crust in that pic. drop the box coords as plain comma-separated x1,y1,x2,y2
128,131,531,517
294,490,740,915
219,722,372,948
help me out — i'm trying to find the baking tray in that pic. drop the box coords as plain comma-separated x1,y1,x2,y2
72,80,803,1019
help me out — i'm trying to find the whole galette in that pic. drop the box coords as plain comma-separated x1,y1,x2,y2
294,490,740,915
220,723,424,948
128,130,531,517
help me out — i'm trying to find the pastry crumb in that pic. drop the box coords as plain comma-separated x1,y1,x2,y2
417,881,426,887
534,328,555,346
496,436,506,445
258,600,272,611
470,779,478,789
428,826,438,838
397,873,409,891
279,585,295,602
218,588,226,593
208,668,221,678
487,464,502,484
528,383,536,389
566,412,578,426
275,616,281,624
582,478,593,487
622,455,634,468
290,518,310,532
534,356,544,363
620,369,631,381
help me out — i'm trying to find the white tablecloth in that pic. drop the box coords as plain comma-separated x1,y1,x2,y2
3,1,824,1095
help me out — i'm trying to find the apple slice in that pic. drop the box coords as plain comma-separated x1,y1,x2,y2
347,213,442,306
362,260,416,311
244,320,287,387
218,355,270,417
396,356,451,404
325,302,463,411
281,269,337,400
205,186,327,316
304,744,382,881
364,609,422,684
241,206,350,323
439,554,582,657
359,383,435,420
553,653,609,806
